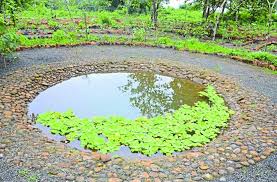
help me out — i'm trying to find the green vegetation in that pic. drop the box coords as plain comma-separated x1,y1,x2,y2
0,0,276,69
17,32,277,66
36,86,234,156
0,28,18,67
18,169,39,182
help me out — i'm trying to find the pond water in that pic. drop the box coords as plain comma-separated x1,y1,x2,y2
29,72,206,159
29,72,206,119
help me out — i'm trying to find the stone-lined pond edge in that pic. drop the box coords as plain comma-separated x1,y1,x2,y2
0,60,276,181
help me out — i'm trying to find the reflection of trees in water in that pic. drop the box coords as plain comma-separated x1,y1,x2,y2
120,72,204,118
169,79,205,110
120,72,172,118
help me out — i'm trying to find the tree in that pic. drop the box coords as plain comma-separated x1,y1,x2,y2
0,29,19,67
212,0,227,40
266,0,276,36
265,0,276,50
150,0,168,28
0,0,33,26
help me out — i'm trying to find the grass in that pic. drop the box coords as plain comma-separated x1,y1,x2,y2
263,68,277,75
17,30,277,67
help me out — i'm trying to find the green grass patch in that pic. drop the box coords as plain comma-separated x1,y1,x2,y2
36,86,234,156
18,31,277,67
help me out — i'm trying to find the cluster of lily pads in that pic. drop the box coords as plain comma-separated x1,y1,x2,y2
36,85,234,156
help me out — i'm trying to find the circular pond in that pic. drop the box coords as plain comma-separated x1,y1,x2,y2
29,72,206,119
29,71,232,159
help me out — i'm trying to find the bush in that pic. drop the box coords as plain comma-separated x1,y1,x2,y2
0,30,19,56
0,29,19,66
52,30,68,42
99,14,112,27
157,37,173,45
133,28,146,42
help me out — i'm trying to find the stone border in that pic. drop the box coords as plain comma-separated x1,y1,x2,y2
0,60,276,181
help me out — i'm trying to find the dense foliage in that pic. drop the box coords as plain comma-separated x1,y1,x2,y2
37,86,234,156
0,0,276,69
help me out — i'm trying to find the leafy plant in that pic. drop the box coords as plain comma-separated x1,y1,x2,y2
36,86,234,156
0,29,19,66
99,14,112,27
133,28,147,42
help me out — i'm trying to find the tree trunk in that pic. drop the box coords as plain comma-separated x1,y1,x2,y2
266,0,277,35
266,0,277,51
235,0,242,22
83,12,88,41
203,0,208,18
206,6,211,20
152,0,158,29
212,0,227,41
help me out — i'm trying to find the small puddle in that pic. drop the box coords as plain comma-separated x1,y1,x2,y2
29,72,206,159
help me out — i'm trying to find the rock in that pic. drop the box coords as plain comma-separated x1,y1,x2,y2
253,156,261,162
191,170,197,177
149,172,159,178
108,178,121,182
76,176,85,182
82,155,92,161
131,179,141,182
191,163,199,169
150,164,160,172
235,164,242,169
94,167,103,172
219,177,227,181
250,151,258,156
142,172,149,178
65,175,75,180
241,161,250,166
57,162,70,168
199,162,209,170
0,153,4,159
100,154,111,162
263,148,275,156
248,159,255,164
154,178,162,182
0,144,6,149
184,152,203,159
269,65,275,70
233,148,241,154
218,169,227,175
3,111,13,118
92,152,101,160
203,173,214,181
218,148,225,152
192,176,202,181
226,167,235,173
230,154,240,161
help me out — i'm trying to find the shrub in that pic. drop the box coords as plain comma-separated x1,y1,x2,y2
156,37,173,46
133,28,146,42
99,14,112,27
52,30,68,42
0,30,19,66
